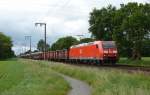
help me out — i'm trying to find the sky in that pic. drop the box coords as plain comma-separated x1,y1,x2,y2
0,0,149,55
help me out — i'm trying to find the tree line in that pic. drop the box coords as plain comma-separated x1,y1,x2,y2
0,32,14,60
37,37,94,51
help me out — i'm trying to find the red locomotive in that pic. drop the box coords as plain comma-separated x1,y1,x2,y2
21,41,118,65
69,41,118,64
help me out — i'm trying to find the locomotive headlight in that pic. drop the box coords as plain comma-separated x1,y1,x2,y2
113,50,117,53
104,50,108,53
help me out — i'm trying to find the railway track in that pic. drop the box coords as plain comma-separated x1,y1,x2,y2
101,64,150,72
63,62,150,73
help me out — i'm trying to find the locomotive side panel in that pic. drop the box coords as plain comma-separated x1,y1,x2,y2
69,42,103,64
69,43,101,60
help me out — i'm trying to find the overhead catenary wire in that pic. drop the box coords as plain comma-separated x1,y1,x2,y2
41,0,71,21
36,0,89,39
40,0,107,20
105,0,111,5
39,0,124,22
44,0,65,17
34,0,149,43
41,0,150,20
35,0,114,39
145,0,150,3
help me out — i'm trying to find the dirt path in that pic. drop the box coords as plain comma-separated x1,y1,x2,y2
59,74,91,95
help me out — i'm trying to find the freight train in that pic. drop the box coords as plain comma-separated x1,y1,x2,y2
21,41,118,65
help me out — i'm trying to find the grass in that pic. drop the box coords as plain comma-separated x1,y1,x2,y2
0,59,70,95
118,57,150,67
1,59,149,95
38,61,150,95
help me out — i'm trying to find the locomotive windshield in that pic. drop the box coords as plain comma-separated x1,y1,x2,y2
102,41,116,48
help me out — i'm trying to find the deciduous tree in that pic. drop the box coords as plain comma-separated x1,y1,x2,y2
0,32,14,60
37,39,50,52
50,36,78,50
89,2,150,60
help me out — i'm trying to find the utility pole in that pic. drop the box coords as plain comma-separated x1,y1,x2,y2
25,36,32,56
35,23,47,60
24,36,27,53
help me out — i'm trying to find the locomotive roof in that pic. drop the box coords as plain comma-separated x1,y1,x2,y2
70,41,115,48
70,41,97,48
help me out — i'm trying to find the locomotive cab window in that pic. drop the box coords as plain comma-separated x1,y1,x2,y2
102,42,116,48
